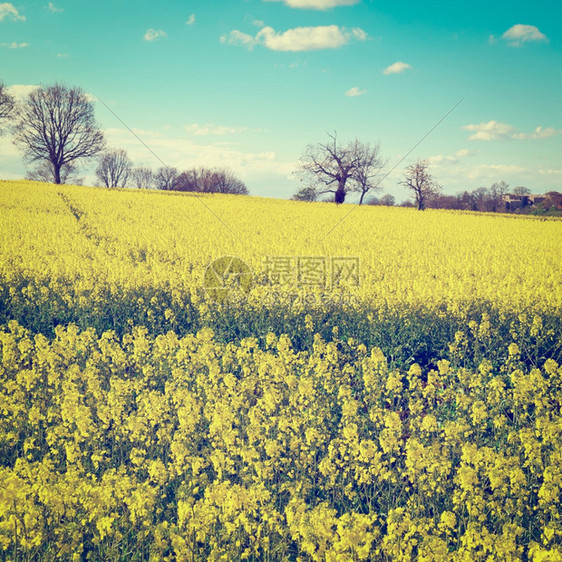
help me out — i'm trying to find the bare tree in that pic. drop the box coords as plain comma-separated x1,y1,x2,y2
212,168,248,195
174,168,199,192
130,166,155,189
292,186,318,202
12,83,105,184
155,166,179,190
471,187,489,212
513,186,531,196
0,82,15,134
399,160,441,210
175,167,248,194
489,181,509,212
95,148,132,188
350,141,385,204
379,193,395,206
296,132,384,204
26,160,83,185
429,194,459,210
367,193,394,206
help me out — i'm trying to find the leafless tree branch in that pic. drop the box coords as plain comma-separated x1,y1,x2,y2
399,159,441,210
295,132,385,204
11,83,105,184
0,82,15,134
95,148,132,188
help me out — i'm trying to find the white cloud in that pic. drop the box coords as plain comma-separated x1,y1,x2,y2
382,61,412,75
463,120,515,141
6,84,38,99
57,52,69,58
221,30,256,49
455,148,477,158
0,3,25,22
47,2,63,13
469,164,530,178
501,24,547,46
264,0,359,9
186,14,195,25
511,126,559,140
0,41,29,48
428,149,480,165
539,169,562,176
256,25,360,51
144,28,167,42
345,86,366,97
463,121,560,141
185,124,247,136
351,27,367,41
223,24,367,52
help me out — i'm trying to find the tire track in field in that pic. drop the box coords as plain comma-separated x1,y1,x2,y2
57,192,147,265
58,191,117,248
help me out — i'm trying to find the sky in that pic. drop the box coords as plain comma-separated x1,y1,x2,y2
1,0,561,201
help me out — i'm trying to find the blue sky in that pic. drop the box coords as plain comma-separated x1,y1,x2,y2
1,0,561,200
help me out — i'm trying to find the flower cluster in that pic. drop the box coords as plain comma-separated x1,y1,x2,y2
0,180,561,560
0,322,561,560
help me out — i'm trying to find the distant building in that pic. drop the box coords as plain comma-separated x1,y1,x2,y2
542,192,562,210
503,193,546,211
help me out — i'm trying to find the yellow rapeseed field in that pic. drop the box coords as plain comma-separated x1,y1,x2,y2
0,180,561,560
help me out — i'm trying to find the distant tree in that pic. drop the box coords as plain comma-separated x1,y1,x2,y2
130,166,155,189
175,167,248,195
400,200,415,208
174,168,199,192
292,186,318,202
95,148,132,188
26,160,83,185
213,168,248,195
366,194,394,206
12,83,105,184
489,181,509,212
379,193,395,206
428,194,458,210
399,160,441,210
155,166,179,190
471,187,489,212
296,132,384,204
350,141,385,204
0,82,15,134
542,192,562,211
457,190,475,211
513,186,531,196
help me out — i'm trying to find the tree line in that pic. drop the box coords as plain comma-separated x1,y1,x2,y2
0,82,248,195
1,81,547,211
291,132,441,209
92,148,248,194
290,132,549,213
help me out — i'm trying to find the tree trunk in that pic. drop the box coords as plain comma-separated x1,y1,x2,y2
335,178,346,204
53,162,61,184
359,190,367,205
